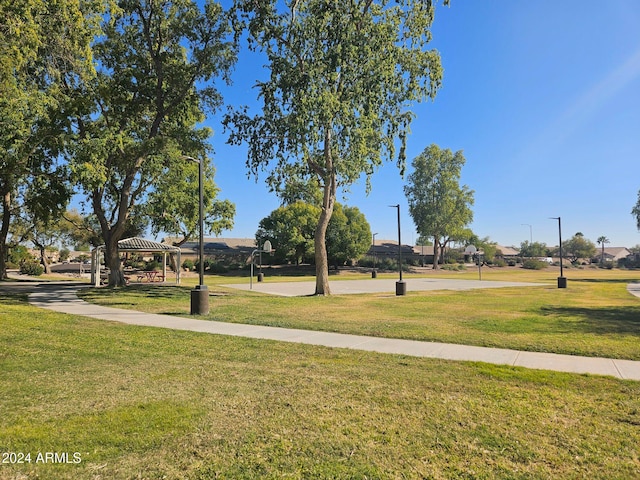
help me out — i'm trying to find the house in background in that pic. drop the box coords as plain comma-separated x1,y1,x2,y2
495,245,520,260
593,247,632,263
171,238,257,264
367,240,434,265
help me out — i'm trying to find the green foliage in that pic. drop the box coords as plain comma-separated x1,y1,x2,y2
257,202,371,266
257,202,319,265
226,0,444,293
19,259,44,276
182,259,195,271
441,263,466,271
326,204,372,266
146,159,235,245
59,248,71,262
67,0,237,286
415,234,434,247
8,245,31,265
206,260,229,274
632,190,640,231
522,259,548,270
519,240,550,258
562,232,596,262
144,261,160,272
0,0,99,279
404,144,474,268
596,235,610,264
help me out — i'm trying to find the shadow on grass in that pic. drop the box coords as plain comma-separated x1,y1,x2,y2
0,293,28,305
540,305,640,335
572,278,640,284
80,284,188,301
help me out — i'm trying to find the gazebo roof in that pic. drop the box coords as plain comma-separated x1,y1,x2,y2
95,237,181,252
91,237,181,287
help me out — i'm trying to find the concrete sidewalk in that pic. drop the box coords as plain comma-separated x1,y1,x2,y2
27,283,640,381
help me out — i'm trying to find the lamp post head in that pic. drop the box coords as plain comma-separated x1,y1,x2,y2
182,155,200,164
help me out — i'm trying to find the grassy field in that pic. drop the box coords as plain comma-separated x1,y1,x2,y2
2,267,640,479
79,267,640,360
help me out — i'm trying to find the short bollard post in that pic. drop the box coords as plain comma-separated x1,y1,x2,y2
191,285,209,315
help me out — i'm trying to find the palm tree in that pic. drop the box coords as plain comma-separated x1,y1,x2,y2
597,236,610,265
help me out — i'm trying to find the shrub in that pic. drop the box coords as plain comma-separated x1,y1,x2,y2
492,259,507,267
522,259,548,270
442,264,466,271
59,248,71,262
20,260,44,276
207,261,229,274
357,257,399,271
144,260,160,271
182,259,195,271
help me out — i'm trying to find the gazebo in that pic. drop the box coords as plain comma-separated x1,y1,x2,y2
91,237,182,287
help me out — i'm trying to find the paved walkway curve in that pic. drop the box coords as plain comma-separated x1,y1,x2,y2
628,282,640,299
27,283,640,381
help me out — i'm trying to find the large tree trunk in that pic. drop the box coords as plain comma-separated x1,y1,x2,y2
105,236,126,287
38,246,52,274
0,188,11,280
95,204,128,287
314,129,336,296
314,199,333,295
432,236,440,270
92,170,135,287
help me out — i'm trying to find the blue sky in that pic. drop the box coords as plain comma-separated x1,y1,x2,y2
200,1,640,248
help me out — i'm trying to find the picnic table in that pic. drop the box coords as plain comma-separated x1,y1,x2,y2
136,271,165,283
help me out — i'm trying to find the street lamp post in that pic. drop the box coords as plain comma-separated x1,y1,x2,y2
184,156,209,314
521,223,532,244
250,240,272,289
389,205,406,296
372,232,378,278
550,217,567,289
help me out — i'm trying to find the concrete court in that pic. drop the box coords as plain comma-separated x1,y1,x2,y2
25,282,640,381
224,277,549,296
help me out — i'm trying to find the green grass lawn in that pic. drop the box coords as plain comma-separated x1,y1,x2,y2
79,267,640,360
2,289,640,479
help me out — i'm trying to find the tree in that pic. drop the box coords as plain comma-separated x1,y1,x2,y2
256,201,371,266
25,217,65,274
276,177,324,208
326,204,371,268
596,235,610,265
225,0,444,294
67,0,237,286
0,0,98,279
632,191,640,231
562,232,596,263
519,241,550,258
256,202,319,265
404,144,474,269
146,159,235,247
415,235,434,247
